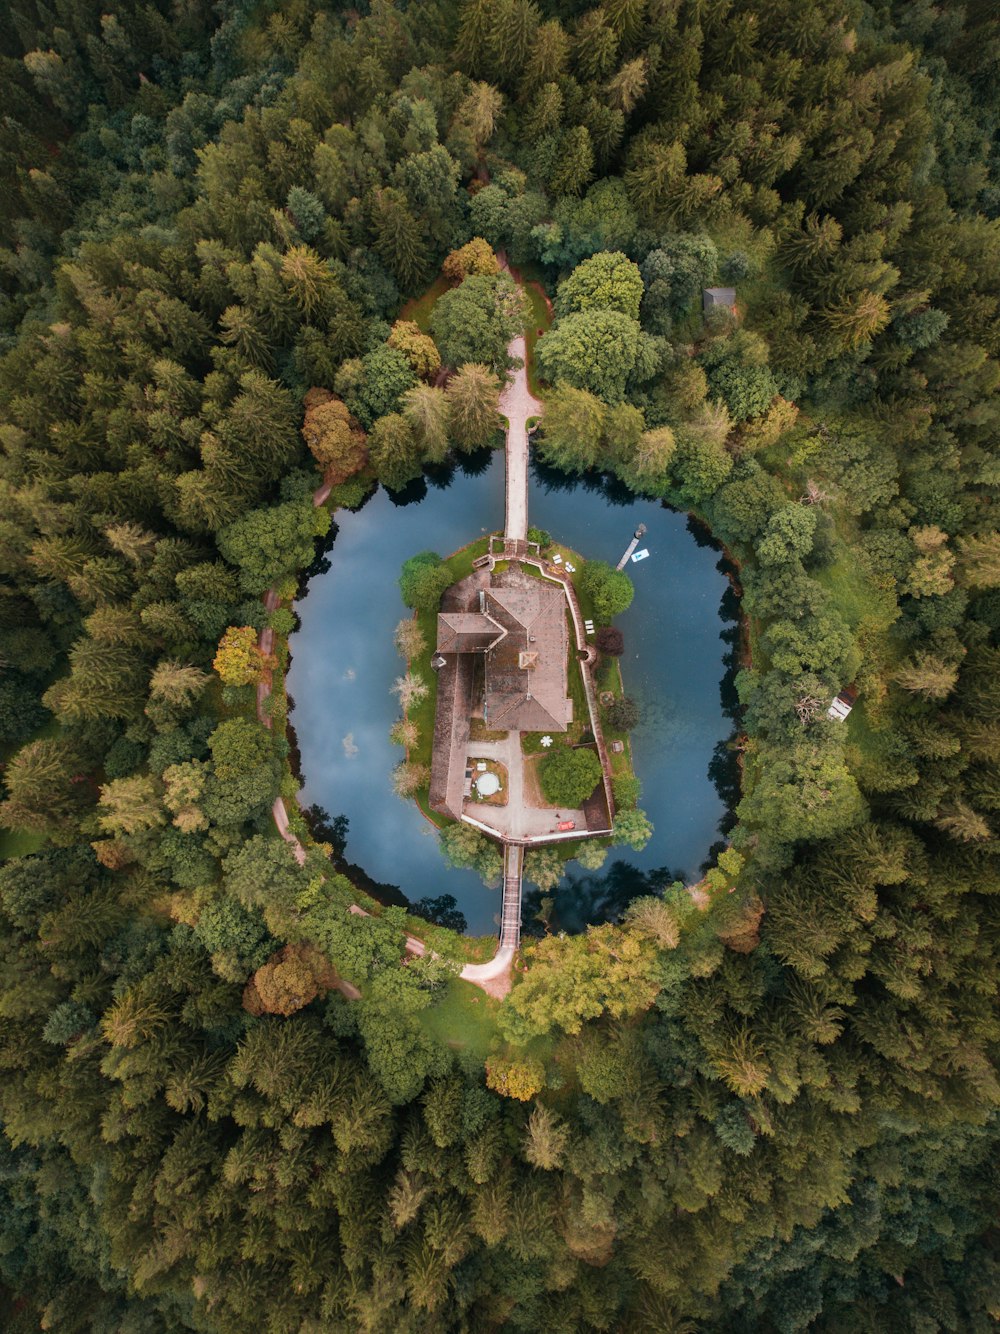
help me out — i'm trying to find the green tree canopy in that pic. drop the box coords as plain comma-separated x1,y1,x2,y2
539,746,603,807
217,498,330,595
555,251,644,321
580,559,634,621
399,551,453,610
430,272,526,371
536,308,656,403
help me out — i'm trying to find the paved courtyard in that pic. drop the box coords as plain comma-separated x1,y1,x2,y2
461,735,586,839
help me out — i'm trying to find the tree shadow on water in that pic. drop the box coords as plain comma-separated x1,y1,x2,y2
521,858,684,937
386,475,428,507
529,453,636,507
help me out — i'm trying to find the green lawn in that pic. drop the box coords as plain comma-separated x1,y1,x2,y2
398,274,450,332
0,828,45,861
420,975,499,1056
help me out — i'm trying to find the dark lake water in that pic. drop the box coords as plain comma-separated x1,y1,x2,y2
287,449,738,936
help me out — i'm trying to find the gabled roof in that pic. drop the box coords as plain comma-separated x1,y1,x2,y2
482,575,572,733
435,611,505,655
703,286,736,310
487,690,572,733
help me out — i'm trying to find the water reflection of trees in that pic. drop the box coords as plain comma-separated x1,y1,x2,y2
521,859,684,936
303,803,410,909
291,450,751,936
391,445,496,505
530,453,636,506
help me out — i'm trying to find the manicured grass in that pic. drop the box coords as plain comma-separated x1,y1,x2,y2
565,615,590,741
600,659,635,784
398,274,450,332
0,828,45,861
421,975,500,1056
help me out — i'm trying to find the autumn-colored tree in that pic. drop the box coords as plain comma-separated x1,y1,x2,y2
906,525,955,598
524,1103,569,1168
485,1055,546,1101
162,760,209,832
301,387,368,484
394,617,427,661
389,718,419,748
98,775,165,836
957,532,1000,587
623,897,680,949
442,237,500,283
214,625,270,687
243,943,339,1015
893,653,961,701
391,761,431,797
392,671,429,709
148,660,209,707
388,320,442,379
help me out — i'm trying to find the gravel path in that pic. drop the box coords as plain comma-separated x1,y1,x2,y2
499,325,543,543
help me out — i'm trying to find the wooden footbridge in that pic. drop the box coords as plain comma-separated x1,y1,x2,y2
499,844,524,950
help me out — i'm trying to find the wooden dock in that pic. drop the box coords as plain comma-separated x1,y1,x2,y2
616,523,647,571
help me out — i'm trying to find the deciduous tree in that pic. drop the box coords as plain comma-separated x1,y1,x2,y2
580,560,634,620
445,364,501,451
539,747,602,807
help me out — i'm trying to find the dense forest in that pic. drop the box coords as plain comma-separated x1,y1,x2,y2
1,0,1000,1327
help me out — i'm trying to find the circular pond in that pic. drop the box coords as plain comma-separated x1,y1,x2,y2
286,450,737,935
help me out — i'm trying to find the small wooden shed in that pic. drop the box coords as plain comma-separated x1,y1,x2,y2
703,287,737,313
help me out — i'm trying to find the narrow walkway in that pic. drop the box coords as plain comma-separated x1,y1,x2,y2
499,843,524,949
498,260,542,544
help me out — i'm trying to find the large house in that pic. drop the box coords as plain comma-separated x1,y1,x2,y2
435,574,572,733
428,566,574,821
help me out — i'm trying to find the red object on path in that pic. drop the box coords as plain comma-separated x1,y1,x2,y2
557,820,575,831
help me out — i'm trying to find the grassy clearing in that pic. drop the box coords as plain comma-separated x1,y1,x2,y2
398,274,450,332
0,828,46,861
421,976,499,1055
814,536,897,635
522,277,553,399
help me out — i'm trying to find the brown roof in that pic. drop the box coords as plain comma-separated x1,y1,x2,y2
436,611,504,654
482,575,572,733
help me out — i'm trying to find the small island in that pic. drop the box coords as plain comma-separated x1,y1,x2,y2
430,553,614,841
